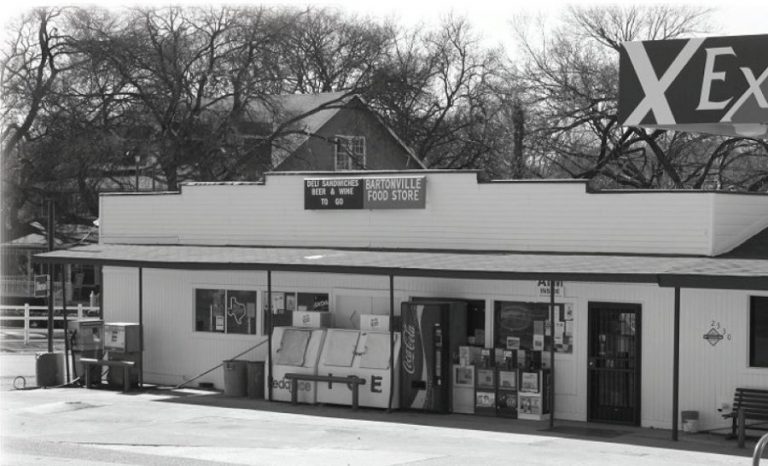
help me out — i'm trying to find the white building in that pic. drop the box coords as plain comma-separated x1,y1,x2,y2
38,170,768,435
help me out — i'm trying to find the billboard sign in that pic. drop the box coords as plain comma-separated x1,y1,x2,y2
304,176,426,210
619,34,768,137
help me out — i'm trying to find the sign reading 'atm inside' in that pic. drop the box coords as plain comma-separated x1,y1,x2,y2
304,176,426,210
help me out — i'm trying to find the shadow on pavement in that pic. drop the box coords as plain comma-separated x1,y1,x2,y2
136,385,754,458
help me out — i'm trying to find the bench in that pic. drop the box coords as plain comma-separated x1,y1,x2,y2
80,358,136,393
284,373,366,410
723,388,768,448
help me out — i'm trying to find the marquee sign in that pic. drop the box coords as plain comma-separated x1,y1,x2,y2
619,34,768,138
304,176,426,210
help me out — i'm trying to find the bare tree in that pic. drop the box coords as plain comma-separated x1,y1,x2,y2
512,5,768,190
369,16,505,176
280,7,394,94
1,7,88,240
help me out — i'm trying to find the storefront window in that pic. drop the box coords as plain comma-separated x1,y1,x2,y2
494,301,573,355
263,291,329,330
195,289,258,335
750,296,768,368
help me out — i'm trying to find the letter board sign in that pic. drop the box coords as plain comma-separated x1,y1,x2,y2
304,176,426,210
618,34,768,137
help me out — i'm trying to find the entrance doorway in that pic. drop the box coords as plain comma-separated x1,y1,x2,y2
587,302,641,425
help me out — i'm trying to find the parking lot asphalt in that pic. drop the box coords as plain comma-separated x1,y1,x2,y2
0,351,763,465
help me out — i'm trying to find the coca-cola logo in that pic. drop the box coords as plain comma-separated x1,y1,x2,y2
403,323,417,375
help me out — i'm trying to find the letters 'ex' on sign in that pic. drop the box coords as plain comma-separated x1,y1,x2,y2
618,34,768,138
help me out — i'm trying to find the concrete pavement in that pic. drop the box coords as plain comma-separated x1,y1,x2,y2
0,352,763,465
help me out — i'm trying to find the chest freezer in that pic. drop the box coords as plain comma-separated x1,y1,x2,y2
357,331,401,409
316,329,362,406
269,326,326,403
316,329,401,409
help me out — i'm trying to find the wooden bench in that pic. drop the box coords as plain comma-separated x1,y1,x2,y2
723,388,768,448
80,358,135,393
284,373,366,410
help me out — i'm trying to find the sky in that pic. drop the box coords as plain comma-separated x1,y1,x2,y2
0,0,766,53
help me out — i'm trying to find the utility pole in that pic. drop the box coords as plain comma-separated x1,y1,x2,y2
134,153,141,191
47,199,55,353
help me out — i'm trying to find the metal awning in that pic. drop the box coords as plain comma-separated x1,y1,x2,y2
35,243,768,290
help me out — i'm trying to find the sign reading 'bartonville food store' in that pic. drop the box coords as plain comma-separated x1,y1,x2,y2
304,176,426,210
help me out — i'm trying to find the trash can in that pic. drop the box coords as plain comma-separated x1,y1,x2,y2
246,361,265,399
681,410,699,433
35,352,63,387
223,360,247,397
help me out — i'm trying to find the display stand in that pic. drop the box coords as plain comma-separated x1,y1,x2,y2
474,348,496,416
517,368,551,421
495,349,518,418
452,364,475,414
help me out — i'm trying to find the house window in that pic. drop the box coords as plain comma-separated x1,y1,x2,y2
195,289,258,335
750,296,768,368
335,136,366,170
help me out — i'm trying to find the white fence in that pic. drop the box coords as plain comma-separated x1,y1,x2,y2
0,276,65,299
0,304,100,344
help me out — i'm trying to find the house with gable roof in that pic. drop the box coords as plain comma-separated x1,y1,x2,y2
238,91,425,175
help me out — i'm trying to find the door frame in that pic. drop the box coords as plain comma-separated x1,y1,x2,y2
587,301,642,425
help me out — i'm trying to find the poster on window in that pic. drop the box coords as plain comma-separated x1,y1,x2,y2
494,301,573,354
195,289,257,335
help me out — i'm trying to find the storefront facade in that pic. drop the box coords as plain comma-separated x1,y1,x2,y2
38,171,768,433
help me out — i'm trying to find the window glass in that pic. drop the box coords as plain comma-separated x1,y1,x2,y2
195,289,257,334
335,136,366,170
750,297,768,368
494,301,573,354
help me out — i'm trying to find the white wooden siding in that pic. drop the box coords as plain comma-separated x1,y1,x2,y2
98,173,768,256
679,288,768,431
98,266,768,430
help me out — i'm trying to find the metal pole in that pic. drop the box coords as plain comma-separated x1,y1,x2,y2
672,286,680,441
134,153,140,191
388,274,395,413
267,270,273,401
98,266,103,320
138,267,144,389
47,200,55,353
549,280,556,429
62,270,70,383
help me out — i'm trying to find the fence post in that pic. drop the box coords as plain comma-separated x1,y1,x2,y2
24,303,30,345
77,304,83,319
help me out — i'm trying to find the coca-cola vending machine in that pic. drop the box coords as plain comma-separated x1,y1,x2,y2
400,301,467,413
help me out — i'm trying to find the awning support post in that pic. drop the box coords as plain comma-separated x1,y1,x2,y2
388,274,395,413
138,267,144,389
267,269,273,401
672,286,680,441
549,280,556,429
62,270,70,384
